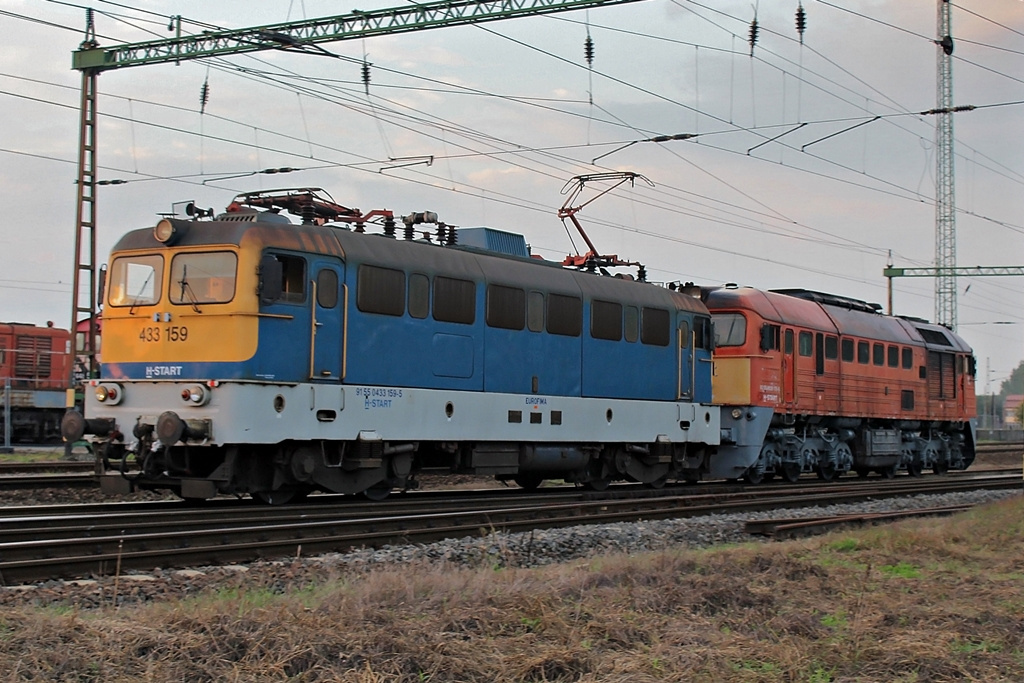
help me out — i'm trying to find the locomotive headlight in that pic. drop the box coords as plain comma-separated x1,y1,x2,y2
153,218,190,245
94,382,124,406
180,384,210,406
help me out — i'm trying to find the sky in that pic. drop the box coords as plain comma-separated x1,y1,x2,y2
1,0,1022,392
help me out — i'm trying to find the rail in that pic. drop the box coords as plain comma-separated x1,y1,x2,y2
0,471,1018,584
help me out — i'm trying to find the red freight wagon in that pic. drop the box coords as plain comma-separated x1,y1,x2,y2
0,322,71,443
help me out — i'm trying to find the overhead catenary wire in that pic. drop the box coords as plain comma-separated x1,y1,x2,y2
4,3,1019,327
2,26,1015,242
0,8,1015,333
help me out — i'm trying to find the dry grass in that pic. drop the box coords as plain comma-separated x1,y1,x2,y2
3,496,1024,681
0,447,68,463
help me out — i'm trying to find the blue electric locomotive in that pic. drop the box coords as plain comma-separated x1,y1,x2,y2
66,189,721,501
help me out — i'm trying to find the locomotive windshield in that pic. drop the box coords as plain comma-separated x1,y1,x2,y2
107,255,163,307
712,312,747,347
169,251,238,305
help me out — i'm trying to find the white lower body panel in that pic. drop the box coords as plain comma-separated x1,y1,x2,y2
87,382,720,447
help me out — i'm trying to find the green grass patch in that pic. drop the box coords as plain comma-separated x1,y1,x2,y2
879,561,922,579
827,537,860,553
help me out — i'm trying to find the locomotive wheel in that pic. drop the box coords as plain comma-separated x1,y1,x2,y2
585,478,611,491
780,463,801,483
513,474,544,491
932,460,949,476
362,484,392,501
745,444,776,485
906,460,923,477
878,464,898,479
854,467,870,478
816,464,837,482
644,476,668,489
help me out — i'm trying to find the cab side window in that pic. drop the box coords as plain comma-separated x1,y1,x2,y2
357,265,404,316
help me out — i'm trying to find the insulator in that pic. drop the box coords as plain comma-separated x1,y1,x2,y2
584,35,594,66
748,18,759,56
447,224,457,245
435,224,446,244
361,60,371,93
83,7,95,42
383,216,396,238
795,4,806,44
199,80,210,114
637,264,647,282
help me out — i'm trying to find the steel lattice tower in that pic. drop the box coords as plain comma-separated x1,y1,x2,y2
935,0,957,329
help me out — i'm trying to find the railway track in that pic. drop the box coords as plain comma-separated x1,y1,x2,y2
745,504,977,539
0,442,1019,492
0,470,1018,585
975,443,1024,457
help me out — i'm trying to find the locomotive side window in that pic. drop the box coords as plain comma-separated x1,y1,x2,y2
486,285,526,331
408,273,429,319
694,316,711,349
825,335,838,360
711,313,746,347
527,291,544,332
857,340,869,364
265,253,306,304
784,329,793,354
170,251,237,305
433,276,476,324
841,338,854,362
547,294,582,336
591,299,622,341
641,307,670,346
798,331,812,357
624,305,639,343
316,269,338,309
872,343,884,366
108,255,163,307
678,320,690,348
759,323,781,352
357,265,405,316
75,332,100,355
887,345,899,368
902,347,913,370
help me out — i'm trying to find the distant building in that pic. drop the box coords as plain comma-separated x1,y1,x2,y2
1004,394,1023,427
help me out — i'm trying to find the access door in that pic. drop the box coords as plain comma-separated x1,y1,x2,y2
782,328,795,404
677,318,693,399
310,258,344,381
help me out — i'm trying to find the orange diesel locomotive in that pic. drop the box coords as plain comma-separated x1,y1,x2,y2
704,286,976,483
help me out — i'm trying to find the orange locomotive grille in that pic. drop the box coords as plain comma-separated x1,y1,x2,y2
14,335,53,378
